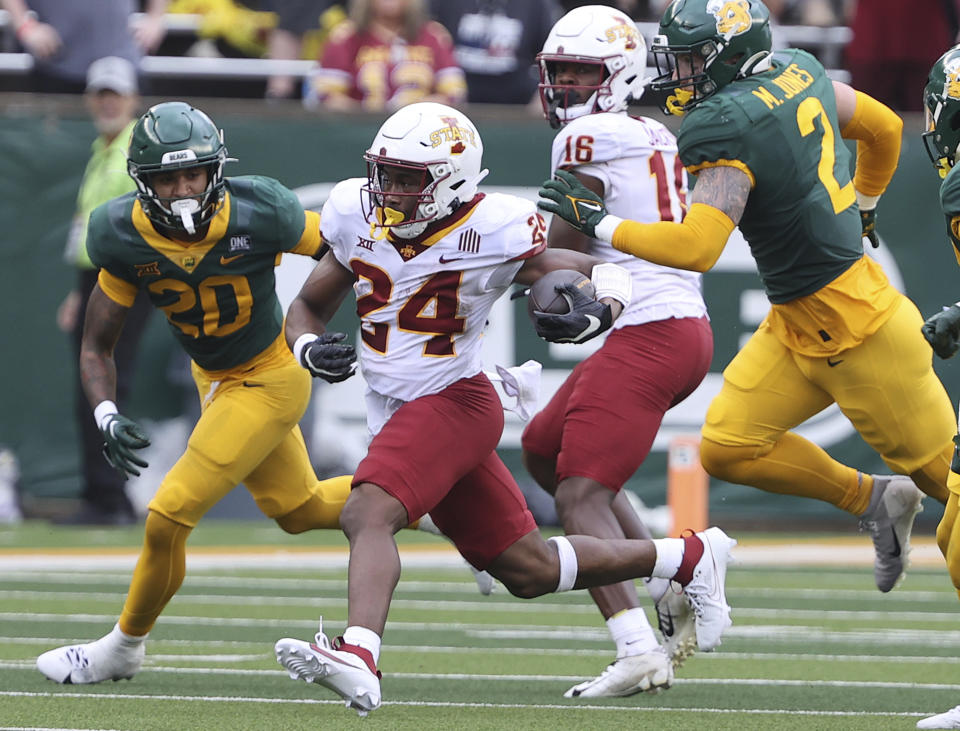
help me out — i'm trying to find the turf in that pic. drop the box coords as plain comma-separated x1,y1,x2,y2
1,520,958,730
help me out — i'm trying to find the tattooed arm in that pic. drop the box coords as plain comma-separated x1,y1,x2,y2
593,164,747,272
689,166,751,225
79,284,129,409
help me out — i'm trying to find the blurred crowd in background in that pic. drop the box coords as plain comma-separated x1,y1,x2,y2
0,0,957,112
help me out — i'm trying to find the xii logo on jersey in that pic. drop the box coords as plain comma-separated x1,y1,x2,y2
135,261,161,278
707,0,753,38
228,235,252,252
356,235,376,251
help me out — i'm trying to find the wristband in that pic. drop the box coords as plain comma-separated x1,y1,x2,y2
855,191,880,211
94,400,119,431
292,333,318,365
593,214,624,243
590,262,632,307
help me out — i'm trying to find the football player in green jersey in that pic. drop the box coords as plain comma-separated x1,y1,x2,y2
539,0,958,595
914,45,960,731
34,101,362,686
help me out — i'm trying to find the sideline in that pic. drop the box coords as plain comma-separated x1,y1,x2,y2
0,536,944,571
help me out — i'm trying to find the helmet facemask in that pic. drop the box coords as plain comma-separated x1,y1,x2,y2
127,102,231,235
923,49,960,179
362,154,448,239
132,152,227,235
361,102,488,240
649,0,772,116
538,56,630,129
537,6,648,129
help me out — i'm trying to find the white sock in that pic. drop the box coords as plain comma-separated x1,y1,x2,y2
342,626,382,666
651,538,684,579
109,623,147,649
607,608,659,657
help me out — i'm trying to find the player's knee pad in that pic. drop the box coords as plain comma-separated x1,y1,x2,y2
700,438,771,483
275,479,350,534
143,510,191,554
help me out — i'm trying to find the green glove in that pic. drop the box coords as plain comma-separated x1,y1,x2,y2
100,413,150,479
922,304,960,359
537,169,608,238
860,208,879,248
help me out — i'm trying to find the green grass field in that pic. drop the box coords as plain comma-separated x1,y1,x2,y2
1,521,958,730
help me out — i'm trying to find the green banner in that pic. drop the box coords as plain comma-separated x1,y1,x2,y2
0,99,954,528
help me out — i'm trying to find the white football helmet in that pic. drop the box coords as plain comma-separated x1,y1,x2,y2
362,102,489,239
537,5,648,129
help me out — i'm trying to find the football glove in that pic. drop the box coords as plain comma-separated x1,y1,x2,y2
922,304,960,359
300,332,358,383
537,169,607,239
860,208,879,248
532,282,613,344
100,414,150,479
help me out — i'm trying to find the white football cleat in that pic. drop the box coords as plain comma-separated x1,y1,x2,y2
36,626,144,684
275,622,382,717
564,647,673,698
682,526,736,652
653,582,698,669
860,475,923,593
917,705,960,729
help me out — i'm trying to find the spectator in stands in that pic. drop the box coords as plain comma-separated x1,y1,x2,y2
305,0,465,111
264,0,344,100
54,57,152,526
2,0,167,93
844,0,959,112
428,0,560,106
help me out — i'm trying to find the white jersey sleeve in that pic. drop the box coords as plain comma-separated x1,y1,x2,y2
549,113,707,327
320,178,369,270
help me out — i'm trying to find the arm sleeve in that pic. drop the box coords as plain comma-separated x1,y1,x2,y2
609,202,735,272
840,90,903,198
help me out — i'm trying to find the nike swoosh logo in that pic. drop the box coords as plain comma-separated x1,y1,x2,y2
242,381,264,388
221,254,244,265
439,255,463,264
826,357,843,367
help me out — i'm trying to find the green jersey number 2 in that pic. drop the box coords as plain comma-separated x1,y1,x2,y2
796,97,855,215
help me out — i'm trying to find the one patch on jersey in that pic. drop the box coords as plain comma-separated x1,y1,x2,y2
228,235,252,252
356,235,376,251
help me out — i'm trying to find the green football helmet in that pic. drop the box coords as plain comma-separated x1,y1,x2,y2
127,101,230,233
923,45,960,179
649,0,772,115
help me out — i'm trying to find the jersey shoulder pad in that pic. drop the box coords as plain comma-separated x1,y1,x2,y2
471,192,537,232
226,175,305,250
553,113,625,169
678,94,750,168
321,178,366,262
86,194,137,269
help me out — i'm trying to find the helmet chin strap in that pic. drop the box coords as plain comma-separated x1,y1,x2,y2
170,199,200,234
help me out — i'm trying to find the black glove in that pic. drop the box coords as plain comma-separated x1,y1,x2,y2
922,305,960,359
537,169,608,238
100,414,150,479
532,282,613,344
300,332,357,383
860,208,879,248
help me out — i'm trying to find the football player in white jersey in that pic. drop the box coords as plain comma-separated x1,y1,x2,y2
521,6,714,697
273,101,736,716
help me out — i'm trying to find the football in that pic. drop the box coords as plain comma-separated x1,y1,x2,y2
526,269,595,319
